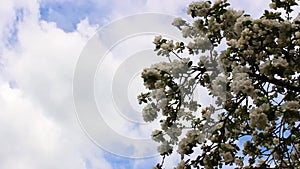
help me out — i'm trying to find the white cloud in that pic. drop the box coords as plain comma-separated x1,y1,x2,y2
145,0,194,15
0,1,113,169
229,0,269,18
0,83,87,169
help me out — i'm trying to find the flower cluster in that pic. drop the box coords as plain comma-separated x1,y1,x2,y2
157,141,172,155
282,101,300,112
177,130,205,155
232,72,256,98
142,103,158,122
249,104,270,130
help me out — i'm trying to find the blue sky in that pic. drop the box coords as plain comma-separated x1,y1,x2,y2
1,0,298,169
4,8,24,47
39,0,110,32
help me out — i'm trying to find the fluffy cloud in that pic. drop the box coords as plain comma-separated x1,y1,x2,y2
0,0,111,169
0,82,93,169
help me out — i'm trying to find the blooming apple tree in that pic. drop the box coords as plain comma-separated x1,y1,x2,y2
138,0,300,168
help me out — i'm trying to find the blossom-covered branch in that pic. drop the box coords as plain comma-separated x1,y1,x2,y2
138,0,300,168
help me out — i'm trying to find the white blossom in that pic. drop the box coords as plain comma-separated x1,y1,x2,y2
154,80,165,88
142,104,158,122
259,60,271,74
172,17,186,29
214,0,223,6
157,98,168,109
216,122,224,129
227,39,238,48
221,143,235,150
269,2,277,9
177,138,191,155
232,72,256,98
171,58,189,77
211,75,227,99
157,141,172,155
176,161,186,169
221,152,234,162
151,130,165,142
188,100,198,111
249,108,268,130
296,31,300,38
160,40,174,51
234,16,252,36
235,158,243,166
198,55,209,65
202,105,214,119
273,56,288,68
187,1,211,17
154,62,172,72
182,26,192,38
220,8,244,27
282,101,300,111
193,37,212,51
166,124,182,140
154,35,162,44
151,88,165,100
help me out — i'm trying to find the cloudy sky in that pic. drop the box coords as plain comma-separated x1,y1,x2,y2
1,0,294,169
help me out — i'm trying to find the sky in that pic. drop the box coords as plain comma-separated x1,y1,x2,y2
0,0,298,169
